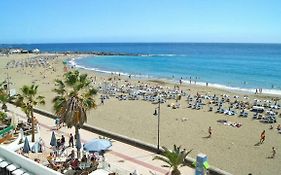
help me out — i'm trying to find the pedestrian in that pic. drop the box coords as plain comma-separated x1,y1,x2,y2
260,130,265,144
55,117,60,130
208,126,212,138
61,135,65,147
69,133,74,148
271,147,276,158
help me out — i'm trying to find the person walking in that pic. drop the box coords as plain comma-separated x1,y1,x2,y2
55,117,60,130
69,133,74,148
208,126,212,138
271,147,276,158
260,130,266,144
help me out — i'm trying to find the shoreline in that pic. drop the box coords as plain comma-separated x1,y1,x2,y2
69,55,281,97
1,53,281,175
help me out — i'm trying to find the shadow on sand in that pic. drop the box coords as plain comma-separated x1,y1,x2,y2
202,135,211,139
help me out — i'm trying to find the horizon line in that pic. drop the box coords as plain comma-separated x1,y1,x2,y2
1,41,281,45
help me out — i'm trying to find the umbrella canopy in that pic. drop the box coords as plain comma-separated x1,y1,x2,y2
76,133,82,150
23,137,31,153
50,131,57,147
31,141,40,153
132,170,140,175
20,128,24,140
83,139,112,152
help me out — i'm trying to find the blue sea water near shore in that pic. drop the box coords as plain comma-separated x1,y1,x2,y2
2,43,281,95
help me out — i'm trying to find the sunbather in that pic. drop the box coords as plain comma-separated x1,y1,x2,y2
47,152,61,171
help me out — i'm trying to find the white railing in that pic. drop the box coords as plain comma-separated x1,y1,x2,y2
101,161,131,175
0,146,61,175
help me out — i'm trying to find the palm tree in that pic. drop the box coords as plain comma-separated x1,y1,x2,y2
153,145,192,175
0,81,14,112
53,70,97,141
15,85,45,142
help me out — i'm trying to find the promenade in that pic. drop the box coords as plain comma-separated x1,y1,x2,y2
7,104,195,175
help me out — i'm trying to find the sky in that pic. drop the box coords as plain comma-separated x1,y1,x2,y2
0,0,281,44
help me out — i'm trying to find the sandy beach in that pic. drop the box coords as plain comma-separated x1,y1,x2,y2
1,53,281,175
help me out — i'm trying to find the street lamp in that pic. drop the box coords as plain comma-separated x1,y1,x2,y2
5,73,11,96
153,98,161,153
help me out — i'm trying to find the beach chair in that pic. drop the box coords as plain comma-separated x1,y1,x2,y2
243,112,248,117
216,108,220,113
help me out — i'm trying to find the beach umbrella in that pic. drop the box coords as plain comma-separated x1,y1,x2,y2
50,131,57,147
31,141,40,153
132,169,140,175
83,139,112,152
23,137,31,153
20,128,24,140
76,133,81,150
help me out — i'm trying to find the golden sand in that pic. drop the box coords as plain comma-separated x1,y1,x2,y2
1,54,281,175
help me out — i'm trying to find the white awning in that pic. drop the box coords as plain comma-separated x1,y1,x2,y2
22,173,33,175
12,168,26,175
89,169,111,175
6,163,19,171
0,161,10,168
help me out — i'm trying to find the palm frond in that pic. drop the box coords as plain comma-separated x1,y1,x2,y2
153,145,192,175
53,70,97,135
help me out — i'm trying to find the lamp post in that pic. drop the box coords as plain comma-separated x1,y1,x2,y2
153,98,161,152
5,73,11,96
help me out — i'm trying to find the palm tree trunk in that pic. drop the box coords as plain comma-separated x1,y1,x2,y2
75,126,81,158
31,107,35,142
171,168,181,175
75,126,79,140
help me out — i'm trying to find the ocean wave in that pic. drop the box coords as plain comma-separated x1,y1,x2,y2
182,80,281,96
142,54,187,57
68,57,281,96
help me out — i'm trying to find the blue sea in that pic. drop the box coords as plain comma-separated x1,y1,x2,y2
2,43,281,95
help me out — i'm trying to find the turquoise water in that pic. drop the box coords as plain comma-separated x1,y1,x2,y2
70,44,281,95
2,43,281,95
